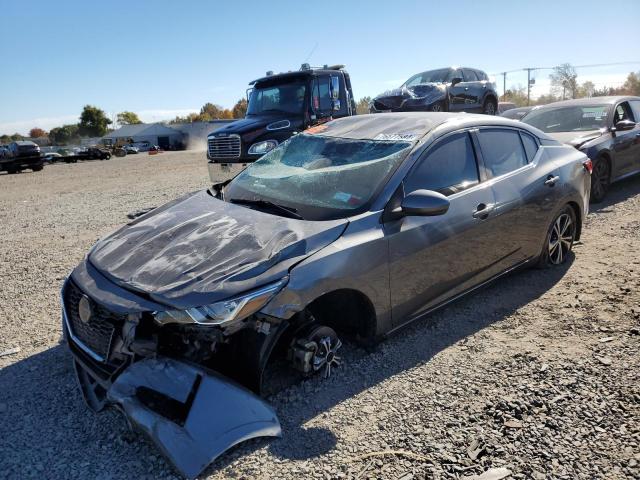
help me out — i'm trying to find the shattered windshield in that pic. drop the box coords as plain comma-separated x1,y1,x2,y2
247,81,307,115
523,105,609,132
225,133,412,220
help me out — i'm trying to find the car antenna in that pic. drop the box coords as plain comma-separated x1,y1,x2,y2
303,42,319,64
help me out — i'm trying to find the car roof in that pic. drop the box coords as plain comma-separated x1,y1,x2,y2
313,112,551,141
14,140,38,146
533,96,640,110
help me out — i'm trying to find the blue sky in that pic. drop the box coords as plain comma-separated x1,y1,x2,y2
1,0,639,135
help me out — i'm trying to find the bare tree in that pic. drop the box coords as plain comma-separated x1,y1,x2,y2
550,64,578,100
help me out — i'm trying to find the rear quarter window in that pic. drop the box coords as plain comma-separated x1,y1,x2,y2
519,131,539,162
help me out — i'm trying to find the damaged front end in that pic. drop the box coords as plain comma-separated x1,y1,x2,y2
371,84,447,112
61,275,287,478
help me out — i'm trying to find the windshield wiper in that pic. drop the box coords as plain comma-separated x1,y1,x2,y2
229,198,303,220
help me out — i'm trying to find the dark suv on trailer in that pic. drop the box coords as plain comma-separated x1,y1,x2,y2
1,140,44,173
370,67,498,115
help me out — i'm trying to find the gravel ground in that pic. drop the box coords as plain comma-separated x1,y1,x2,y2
0,152,638,480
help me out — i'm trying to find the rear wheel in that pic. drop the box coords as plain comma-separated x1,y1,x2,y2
590,156,610,203
430,102,445,112
483,98,497,115
32,165,43,172
537,206,577,267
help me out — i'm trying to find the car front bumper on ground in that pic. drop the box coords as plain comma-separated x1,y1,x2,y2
61,278,282,479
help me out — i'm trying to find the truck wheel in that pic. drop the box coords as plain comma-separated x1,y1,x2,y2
105,153,111,160
32,165,43,172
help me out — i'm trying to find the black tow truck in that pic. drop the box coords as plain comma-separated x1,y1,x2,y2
207,63,357,181
63,147,112,163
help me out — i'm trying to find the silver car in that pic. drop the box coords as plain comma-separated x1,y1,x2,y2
61,112,591,478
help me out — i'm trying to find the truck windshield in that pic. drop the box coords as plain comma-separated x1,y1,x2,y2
523,105,610,132
225,133,412,220
247,81,307,115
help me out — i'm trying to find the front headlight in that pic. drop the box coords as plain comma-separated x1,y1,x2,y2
153,278,287,327
248,140,278,155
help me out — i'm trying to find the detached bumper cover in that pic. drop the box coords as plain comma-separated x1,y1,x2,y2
102,358,281,479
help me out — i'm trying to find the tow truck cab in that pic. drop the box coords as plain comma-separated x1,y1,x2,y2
207,63,356,181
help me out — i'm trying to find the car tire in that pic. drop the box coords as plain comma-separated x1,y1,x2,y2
537,205,577,268
32,165,43,172
483,98,497,115
105,154,111,160
590,155,610,203
430,102,445,112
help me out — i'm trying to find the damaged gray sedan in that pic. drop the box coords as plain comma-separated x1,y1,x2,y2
61,112,591,478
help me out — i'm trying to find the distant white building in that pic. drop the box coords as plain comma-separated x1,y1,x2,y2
102,120,236,150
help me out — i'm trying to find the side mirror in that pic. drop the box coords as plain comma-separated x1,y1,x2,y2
396,189,450,216
613,119,636,132
332,99,341,112
451,77,463,87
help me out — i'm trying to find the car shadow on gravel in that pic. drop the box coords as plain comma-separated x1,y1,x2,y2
0,258,574,479
589,174,640,214
202,257,576,475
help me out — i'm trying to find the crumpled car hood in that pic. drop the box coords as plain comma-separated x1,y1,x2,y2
88,190,347,309
547,129,603,149
374,83,445,110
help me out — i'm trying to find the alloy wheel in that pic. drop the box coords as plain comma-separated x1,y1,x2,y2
484,101,496,115
547,213,575,265
590,158,610,202
430,103,443,112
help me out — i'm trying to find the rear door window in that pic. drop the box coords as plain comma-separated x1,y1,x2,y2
405,132,479,196
478,128,528,178
311,76,332,114
463,69,478,81
629,100,640,122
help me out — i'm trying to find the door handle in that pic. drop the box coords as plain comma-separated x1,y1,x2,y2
544,175,560,187
472,203,494,219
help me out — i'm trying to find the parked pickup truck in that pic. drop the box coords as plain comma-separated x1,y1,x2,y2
63,147,112,163
207,63,356,181
0,141,44,173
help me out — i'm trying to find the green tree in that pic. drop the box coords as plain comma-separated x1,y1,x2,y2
49,124,79,145
116,111,142,125
550,63,578,100
503,85,529,107
621,71,640,96
356,96,372,115
199,103,224,121
232,98,248,118
576,80,595,98
78,105,112,137
1,133,24,143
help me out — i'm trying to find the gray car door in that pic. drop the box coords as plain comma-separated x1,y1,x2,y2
474,127,561,262
386,131,503,327
448,69,467,111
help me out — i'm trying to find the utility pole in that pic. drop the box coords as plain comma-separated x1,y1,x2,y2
523,68,534,106
500,72,507,100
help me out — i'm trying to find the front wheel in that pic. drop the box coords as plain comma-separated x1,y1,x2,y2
483,99,497,115
537,206,576,268
430,101,445,112
590,156,610,203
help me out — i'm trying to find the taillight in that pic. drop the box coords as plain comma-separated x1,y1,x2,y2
583,158,593,174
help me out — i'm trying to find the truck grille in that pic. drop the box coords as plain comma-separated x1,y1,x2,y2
63,281,125,361
208,135,241,159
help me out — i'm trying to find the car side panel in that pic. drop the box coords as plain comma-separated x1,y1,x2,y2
260,213,393,336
